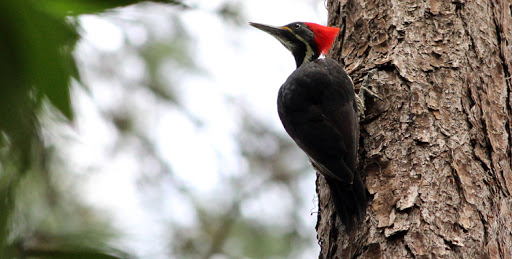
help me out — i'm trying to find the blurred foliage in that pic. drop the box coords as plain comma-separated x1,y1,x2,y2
1,0,319,258
76,2,317,256
68,1,318,257
0,0,184,258
0,0,187,168
166,109,313,258
217,2,244,25
33,0,188,17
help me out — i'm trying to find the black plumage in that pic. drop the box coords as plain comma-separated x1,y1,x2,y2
278,58,366,228
250,22,367,229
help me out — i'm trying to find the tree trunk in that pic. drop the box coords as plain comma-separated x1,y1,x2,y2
316,0,512,258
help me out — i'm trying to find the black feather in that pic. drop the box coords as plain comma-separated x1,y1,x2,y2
278,58,367,228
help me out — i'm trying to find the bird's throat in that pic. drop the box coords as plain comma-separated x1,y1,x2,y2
292,35,319,68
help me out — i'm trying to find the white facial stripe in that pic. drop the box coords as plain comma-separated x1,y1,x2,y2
294,34,314,65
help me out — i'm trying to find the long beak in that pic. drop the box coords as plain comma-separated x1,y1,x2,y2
249,22,291,40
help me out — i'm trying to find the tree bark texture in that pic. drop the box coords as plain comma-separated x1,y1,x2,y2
316,0,512,258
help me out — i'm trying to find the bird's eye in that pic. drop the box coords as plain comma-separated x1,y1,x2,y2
294,24,302,30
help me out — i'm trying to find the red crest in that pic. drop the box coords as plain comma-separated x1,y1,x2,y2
304,23,340,55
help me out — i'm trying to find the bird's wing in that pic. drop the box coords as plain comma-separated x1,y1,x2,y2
278,60,358,184
312,100,358,184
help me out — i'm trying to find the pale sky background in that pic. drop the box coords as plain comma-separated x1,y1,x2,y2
71,0,328,258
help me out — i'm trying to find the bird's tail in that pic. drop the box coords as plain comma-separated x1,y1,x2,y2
325,173,367,230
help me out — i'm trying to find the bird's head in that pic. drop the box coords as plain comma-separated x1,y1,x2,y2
249,22,340,68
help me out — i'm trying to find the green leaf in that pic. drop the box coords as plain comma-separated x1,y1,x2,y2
32,0,187,17
26,12,77,119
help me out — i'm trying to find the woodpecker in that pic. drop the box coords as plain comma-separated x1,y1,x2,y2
249,21,367,229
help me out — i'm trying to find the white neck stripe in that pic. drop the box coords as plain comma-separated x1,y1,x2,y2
294,34,314,65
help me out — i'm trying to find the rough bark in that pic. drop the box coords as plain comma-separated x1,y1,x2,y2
316,0,512,258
